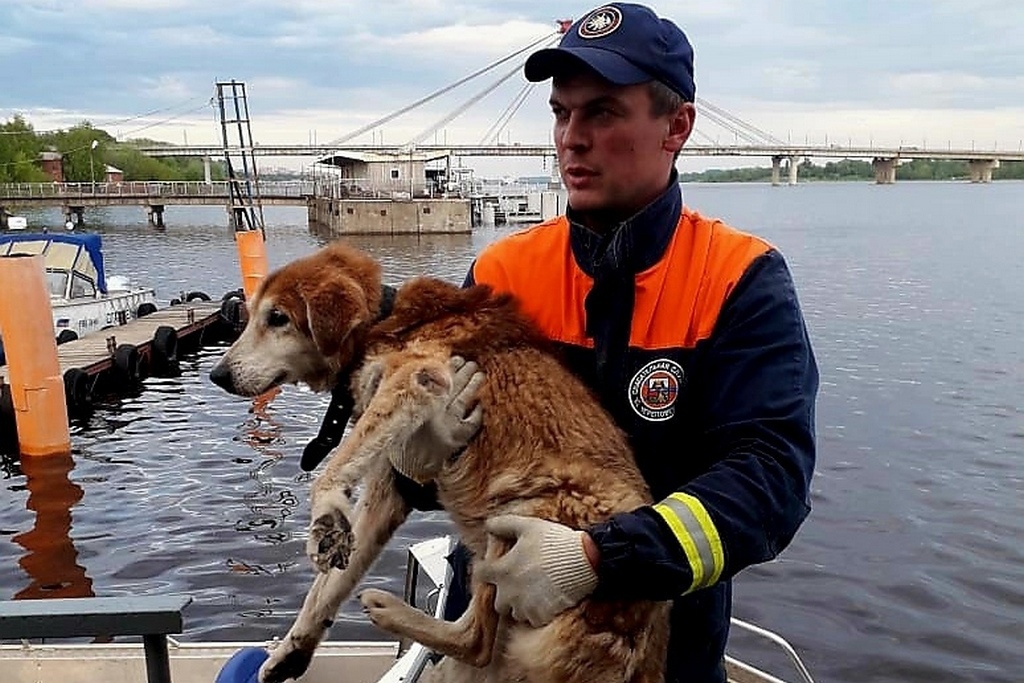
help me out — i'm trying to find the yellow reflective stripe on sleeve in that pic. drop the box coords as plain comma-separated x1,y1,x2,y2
652,492,725,593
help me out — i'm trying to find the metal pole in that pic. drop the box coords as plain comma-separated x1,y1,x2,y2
90,139,98,192
142,634,173,683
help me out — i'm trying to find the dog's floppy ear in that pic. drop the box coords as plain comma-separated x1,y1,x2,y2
303,277,370,359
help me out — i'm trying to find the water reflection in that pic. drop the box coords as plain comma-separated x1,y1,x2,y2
13,453,94,599
2,196,1022,680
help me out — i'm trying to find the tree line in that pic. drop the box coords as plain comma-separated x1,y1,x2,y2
679,158,1024,183
0,116,225,183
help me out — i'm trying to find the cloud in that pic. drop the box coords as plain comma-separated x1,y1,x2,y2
0,34,33,55
2,0,1023,175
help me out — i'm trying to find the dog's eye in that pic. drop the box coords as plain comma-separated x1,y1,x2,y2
266,309,290,327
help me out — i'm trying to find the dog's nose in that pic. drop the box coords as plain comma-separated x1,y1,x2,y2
209,362,236,392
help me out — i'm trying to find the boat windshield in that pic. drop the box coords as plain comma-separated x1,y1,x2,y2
46,270,69,298
70,272,97,298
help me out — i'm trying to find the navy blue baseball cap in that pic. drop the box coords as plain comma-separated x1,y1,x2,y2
525,3,695,101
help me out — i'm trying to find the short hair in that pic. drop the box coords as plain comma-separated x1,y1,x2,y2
647,80,687,118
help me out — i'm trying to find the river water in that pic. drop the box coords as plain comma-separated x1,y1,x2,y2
1,181,1022,682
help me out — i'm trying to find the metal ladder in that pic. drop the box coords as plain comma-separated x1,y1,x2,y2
215,80,265,234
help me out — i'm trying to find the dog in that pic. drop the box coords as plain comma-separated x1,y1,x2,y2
210,241,670,683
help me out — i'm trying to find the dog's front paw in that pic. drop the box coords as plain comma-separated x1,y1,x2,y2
307,507,354,573
258,639,314,683
360,588,411,633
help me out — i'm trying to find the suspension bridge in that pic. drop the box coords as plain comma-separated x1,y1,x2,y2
125,26,1021,186
2,25,1022,233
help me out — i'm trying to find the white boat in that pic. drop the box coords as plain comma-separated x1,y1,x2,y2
0,536,816,683
0,233,157,343
6,216,28,231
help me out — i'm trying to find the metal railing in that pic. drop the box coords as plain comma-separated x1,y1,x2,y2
0,180,315,200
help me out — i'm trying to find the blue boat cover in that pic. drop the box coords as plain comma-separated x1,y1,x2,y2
0,232,107,293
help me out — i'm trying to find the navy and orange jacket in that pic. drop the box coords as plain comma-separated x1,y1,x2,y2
465,179,818,682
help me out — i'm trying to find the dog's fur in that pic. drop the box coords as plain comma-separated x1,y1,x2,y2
211,242,669,683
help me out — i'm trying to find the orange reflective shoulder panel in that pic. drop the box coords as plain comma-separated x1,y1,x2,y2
631,210,772,349
473,218,595,347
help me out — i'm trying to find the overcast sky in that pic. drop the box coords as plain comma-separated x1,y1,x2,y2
2,0,1023,173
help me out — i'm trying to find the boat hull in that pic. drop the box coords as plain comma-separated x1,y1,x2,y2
51,289,157,339
0,640,400,683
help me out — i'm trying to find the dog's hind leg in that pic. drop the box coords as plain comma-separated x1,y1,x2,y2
360,535,508,668
259,463,409,683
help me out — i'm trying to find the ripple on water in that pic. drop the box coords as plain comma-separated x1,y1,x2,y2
2,197,1023,682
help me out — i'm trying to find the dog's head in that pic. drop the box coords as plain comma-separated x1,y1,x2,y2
210,241,382,396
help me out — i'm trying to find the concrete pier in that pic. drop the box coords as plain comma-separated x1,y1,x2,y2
872,158,898,184
147,205,165,228
62,206,86,226
308,198,471,236
771,155,799,185
968,159,1000,183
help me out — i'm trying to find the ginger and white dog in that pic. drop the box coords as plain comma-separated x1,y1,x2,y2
210,242,669,683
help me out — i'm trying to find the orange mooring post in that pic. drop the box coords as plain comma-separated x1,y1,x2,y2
0,254,71,457
235,229,269,300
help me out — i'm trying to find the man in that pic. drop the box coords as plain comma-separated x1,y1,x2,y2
391,3,818,681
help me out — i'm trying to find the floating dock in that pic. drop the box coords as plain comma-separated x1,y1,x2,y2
0,299,243,442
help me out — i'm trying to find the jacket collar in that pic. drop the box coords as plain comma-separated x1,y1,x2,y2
569,170,682,279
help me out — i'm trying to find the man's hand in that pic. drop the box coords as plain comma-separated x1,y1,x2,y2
388,356,484,483
476,514,598,627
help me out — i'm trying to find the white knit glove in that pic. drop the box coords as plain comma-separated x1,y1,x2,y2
476,514,598,627
388,355,484,483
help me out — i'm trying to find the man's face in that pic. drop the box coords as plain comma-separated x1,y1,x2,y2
550,70,691,222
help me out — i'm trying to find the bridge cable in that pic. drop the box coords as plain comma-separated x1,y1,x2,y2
116,101,215,141
689,127,719,146
0,95,211,136
696,97,784,146
481,80,537,145
325,30,560,147
405,59,531,147
696,107,764,145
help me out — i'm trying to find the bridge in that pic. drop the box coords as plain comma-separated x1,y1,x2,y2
0,181,311,228
119,26,1024,187
134,142,1021,185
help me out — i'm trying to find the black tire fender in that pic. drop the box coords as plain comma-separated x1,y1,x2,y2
57,329,79,345
63,368,93,412
137,302,158,317
186,290,211,302
151,326,179,366
113,343,143,384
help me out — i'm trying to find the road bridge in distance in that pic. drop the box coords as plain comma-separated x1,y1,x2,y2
134,142,1023,184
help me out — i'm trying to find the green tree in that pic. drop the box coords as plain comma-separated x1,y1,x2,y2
0,115,50,182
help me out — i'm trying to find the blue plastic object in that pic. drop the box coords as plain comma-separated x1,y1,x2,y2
214,646,269,683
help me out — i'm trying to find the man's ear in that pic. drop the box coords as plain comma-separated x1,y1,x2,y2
664,101,696,154
303,277,369,358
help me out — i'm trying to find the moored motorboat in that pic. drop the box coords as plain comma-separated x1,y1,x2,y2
0,232,157,344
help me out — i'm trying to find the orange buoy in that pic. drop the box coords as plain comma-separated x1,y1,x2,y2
235,229,268,301
0,254,71,457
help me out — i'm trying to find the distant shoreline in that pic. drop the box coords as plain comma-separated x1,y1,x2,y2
679,158,1023,183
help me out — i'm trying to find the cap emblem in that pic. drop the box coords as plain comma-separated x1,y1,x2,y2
578,6,623,39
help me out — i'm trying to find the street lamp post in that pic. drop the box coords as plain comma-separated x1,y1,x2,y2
89,139,98,192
